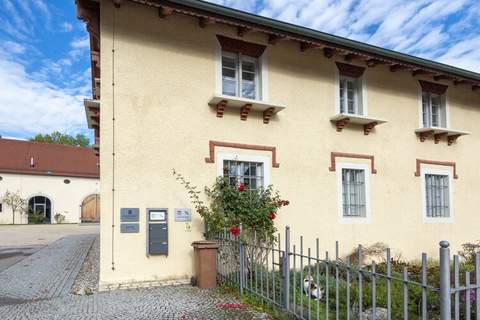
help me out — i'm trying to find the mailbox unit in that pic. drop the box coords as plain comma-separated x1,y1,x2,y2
146,208,168,256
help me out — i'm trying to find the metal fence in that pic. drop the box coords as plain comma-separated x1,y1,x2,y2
215,226,480,320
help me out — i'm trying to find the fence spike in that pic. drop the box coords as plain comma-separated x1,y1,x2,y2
325,249,330,320
347,256,351,320
439,241,451,320
358,245,363,320
308,247,312,320
300,236,304,319
293,244,296,315
476,253,480,320
284,226,290,310
466,271,472,320
372,261,377,320
403,267,409,320
422,253,428,320
316,239,320,320
336,241,340,320
387,248,392,320
454,255,459,320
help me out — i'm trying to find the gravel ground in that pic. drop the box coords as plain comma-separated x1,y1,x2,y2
71,236,99,295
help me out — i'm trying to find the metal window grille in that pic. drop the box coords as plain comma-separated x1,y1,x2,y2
342,168,366,217
425,174,450,218
223,160,264,190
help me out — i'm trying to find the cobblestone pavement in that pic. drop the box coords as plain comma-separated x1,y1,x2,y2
0,235,95,302
0,285,267,320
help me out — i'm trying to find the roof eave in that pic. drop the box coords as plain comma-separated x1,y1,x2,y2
133,0,480,84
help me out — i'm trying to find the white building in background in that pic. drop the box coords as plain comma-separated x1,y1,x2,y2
0,138,100,224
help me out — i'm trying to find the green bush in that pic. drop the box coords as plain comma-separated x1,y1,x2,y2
173,170,288,245
28,212,44,224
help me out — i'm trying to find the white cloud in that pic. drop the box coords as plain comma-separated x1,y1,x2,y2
436,36,480,72
61,22,73,32
0,55,89,138
59,58,72,66
3,41,26,54
32,0,51,27
207,0,480,72
71,36,90,49
68,36,90,59
1,0,33,37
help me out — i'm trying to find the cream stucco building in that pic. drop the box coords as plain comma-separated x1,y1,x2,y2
77,0,480,288
0,138,100,224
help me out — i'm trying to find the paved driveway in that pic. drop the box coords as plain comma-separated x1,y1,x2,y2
0,224,98,247
0,225,265,319
0,224,98,273
0,234,95,303
0,285,266,320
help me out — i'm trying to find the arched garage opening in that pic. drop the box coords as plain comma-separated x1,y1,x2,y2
81,194,100,223
28,196,52,224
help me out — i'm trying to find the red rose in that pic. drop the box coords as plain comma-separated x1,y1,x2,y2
229,225,241,237
268,212,276,220
238,183,245,192
281,200,290,206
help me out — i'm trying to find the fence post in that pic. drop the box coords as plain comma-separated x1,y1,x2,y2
440,241,451,320
239,240,245,295
282,226,291,310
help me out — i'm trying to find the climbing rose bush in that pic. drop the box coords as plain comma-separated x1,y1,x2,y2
172,169,288,244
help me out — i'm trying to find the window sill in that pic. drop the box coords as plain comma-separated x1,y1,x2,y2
423,217,453,224
209,94,286,123
330,113,387,135
338,216,371,224
415,127,470,145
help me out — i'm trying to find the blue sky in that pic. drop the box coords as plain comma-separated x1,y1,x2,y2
0,0,479,143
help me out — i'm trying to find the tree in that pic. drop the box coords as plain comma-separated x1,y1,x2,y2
30,131,90,147
2,190,27,225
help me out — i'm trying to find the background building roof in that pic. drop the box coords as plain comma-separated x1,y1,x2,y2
0,138,99,178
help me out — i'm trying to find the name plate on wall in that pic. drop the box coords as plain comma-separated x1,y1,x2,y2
120,208,139,222
174,208,192,222
120,223,139,233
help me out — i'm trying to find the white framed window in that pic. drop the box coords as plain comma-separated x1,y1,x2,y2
422,91,447,128
421,168,453,223
335,68,367,116
221,51,261,100
339,76,363,115
217,153,270,189
336,163,371,224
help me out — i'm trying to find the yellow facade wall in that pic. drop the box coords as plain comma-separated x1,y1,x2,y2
98,1,480,286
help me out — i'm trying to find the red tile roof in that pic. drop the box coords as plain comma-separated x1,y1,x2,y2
0,138,99,178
